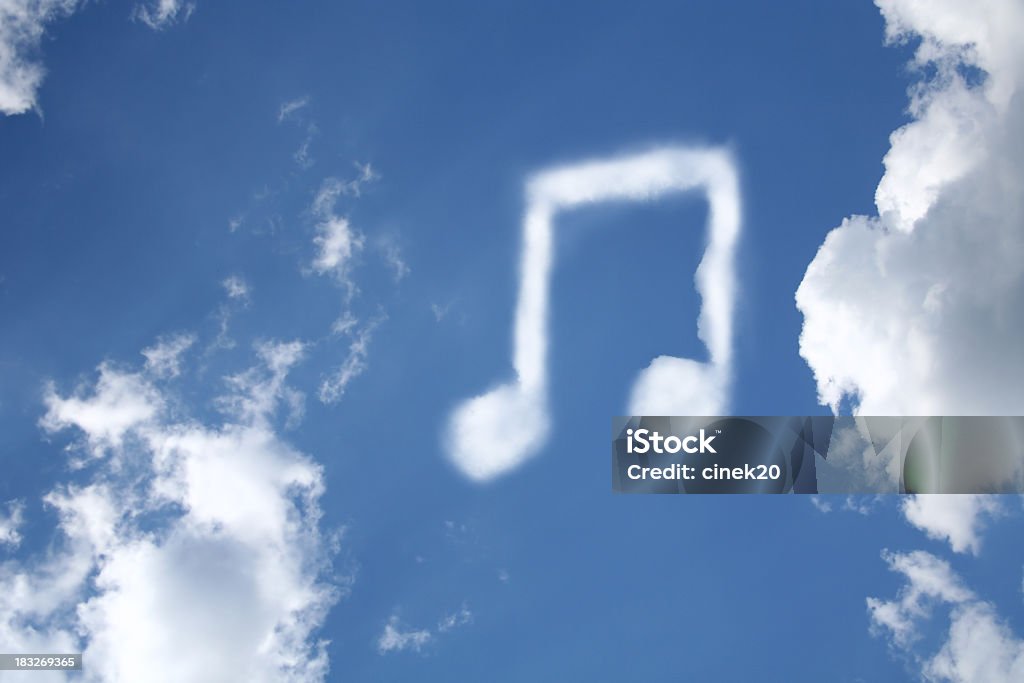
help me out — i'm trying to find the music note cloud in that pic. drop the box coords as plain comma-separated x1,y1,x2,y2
446,146,742,481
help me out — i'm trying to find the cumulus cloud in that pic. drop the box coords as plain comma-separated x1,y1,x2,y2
447,146,741,481
3,341,339,682
133,0,195,30
0,500,24,547
796,0,1024,417
40,364,163,458
902,494,1001,555
796,0,1024,557
0,0,80,116
868,549,1024,682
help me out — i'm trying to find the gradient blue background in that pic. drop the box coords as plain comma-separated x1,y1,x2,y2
2,2,1022,680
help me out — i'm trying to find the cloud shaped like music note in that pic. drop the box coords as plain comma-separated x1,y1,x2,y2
446,146,742,481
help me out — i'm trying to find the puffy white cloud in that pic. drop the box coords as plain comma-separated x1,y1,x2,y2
0,499,24,547
447,146,741,481
796,0,1024,417
3,341,339,682
796,0,1024,558
0,0,79,116
142,332,197,378
133,0,194,30
867,549,973,647
869,549,1024,682
40,364,163,458
902,494,1001,555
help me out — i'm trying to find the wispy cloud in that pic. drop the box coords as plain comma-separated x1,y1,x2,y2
377,617,431,654
141,332,196,379
277,95,310,123
377,604,473,655
133,0,195,30
379,237,410,283
0,500,24,547
222,274,250,301
308,166,382,296
431,302,451,322
0,0,81,116
319,315,384,404
446,146,741,481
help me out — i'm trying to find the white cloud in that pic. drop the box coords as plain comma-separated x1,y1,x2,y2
277,96,310,123
308,173,378,295
294,136,314,169
0,0,79,116
377,616,431,654
4,342,339,682
446,146,741,481
40,364,163,458
133,0,195,30
796,0,1024,559
809,496,832,513
222,275,250,301
0,500,24,547
867,549,972,647
796,0,1024,417
431,302,451,322
902,494,1001,555
380,239,410,283
142,332,196,379
869,549,1024,682
319,316,383,404
376,605,472,655
437,604,472,633
312,217,362,284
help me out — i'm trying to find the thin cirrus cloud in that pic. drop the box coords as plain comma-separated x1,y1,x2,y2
796,0,1024,554
1,338,340,682
133,0,195,30
446,145,741,482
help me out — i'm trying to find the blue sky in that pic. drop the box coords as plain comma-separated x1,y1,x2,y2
2,1,1024,681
